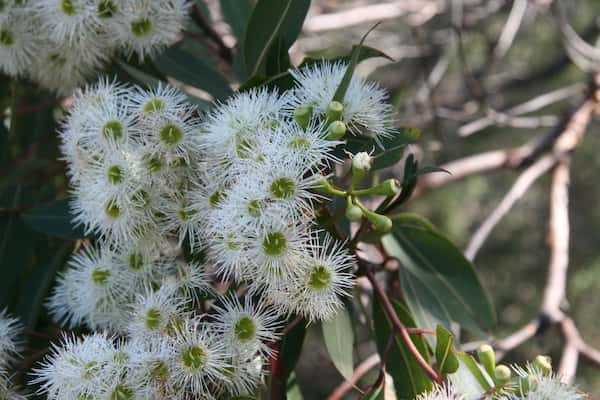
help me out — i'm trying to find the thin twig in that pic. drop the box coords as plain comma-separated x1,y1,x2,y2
364,267,440,383
327,354,380,400
465,155,557,261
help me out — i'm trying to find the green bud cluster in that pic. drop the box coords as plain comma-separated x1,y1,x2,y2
292,101,348,140
476,345,554,396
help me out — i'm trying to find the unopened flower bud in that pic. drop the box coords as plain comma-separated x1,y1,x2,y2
294,104,313,129
533,355,552,375
364,210,392,233
327,120,347,140
477,344,496,379
494,364,511,385
352,179,400,197
326,100,344,122
345,197,363,221
352,152,372,174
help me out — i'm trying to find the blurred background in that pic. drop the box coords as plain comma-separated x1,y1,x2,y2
273,0,600,397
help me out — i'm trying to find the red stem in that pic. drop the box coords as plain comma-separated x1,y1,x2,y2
365,268,441,383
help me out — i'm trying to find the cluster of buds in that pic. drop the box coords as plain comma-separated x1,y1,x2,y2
319,151,400,233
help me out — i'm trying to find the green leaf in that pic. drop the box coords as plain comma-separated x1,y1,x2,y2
286,372,304,400
240,44,392,93
155,42,232,100
300,45,393,68
15,242,72,328
0,120,8,162
364,384,383,400
373,297,432,398
435,325,459,375
116,60,161,87
332,23,379,103
21,199,85,240
451,352,494,395
381,219,496,338
220,0,253,40
243,0,310,77
0,187,29,308
322,307,354,382
417,166,451,176
281,319,306,377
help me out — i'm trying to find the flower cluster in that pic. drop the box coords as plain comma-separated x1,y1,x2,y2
34,61,395,398
418,353,585,400
0,310,27,399
0,0,189,94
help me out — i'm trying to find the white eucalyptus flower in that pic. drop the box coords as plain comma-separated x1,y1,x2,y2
117,0,190,60
46,244,130,331
167,318,231,398
0,310,22,369
202,88,285,164
289,61,395,142
31,333,118,400
211,296,280,358
128,283,188,339
281,235,354,321
416,383,465,400
507,364,585,400
0,9,41,77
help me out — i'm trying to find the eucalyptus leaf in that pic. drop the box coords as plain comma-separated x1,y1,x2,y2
244,0,310,77
155,42,232,100
21,199,85,240
322,307,354,381
219,0,252,40
332,23,380,103
435,325,459,375
451,352,494,395
381,219,495,337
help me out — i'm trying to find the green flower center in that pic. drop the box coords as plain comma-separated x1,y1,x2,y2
110,385,134,400
289,137,310,149
151,361,169,380
247,199,263,217
262,231,287,256
82,361,98,379
131,189,149,208
235,137,254,158
49,53,66,66
112,351,129,363
182,346,206,371
104,200,121,219
234,316,256,341
61,0,77,15
145,156,163,173
145,308,162,330
159,124,183,145
178,208,195,222
102,120,123,141
131,18,152,37
308,265,331,290
91,268,111,285
209,190,225,208
270,177,295,199
128,252,143,270
107,165,123,184
97,0,117,18
0,29,14,47
144,98,165,113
